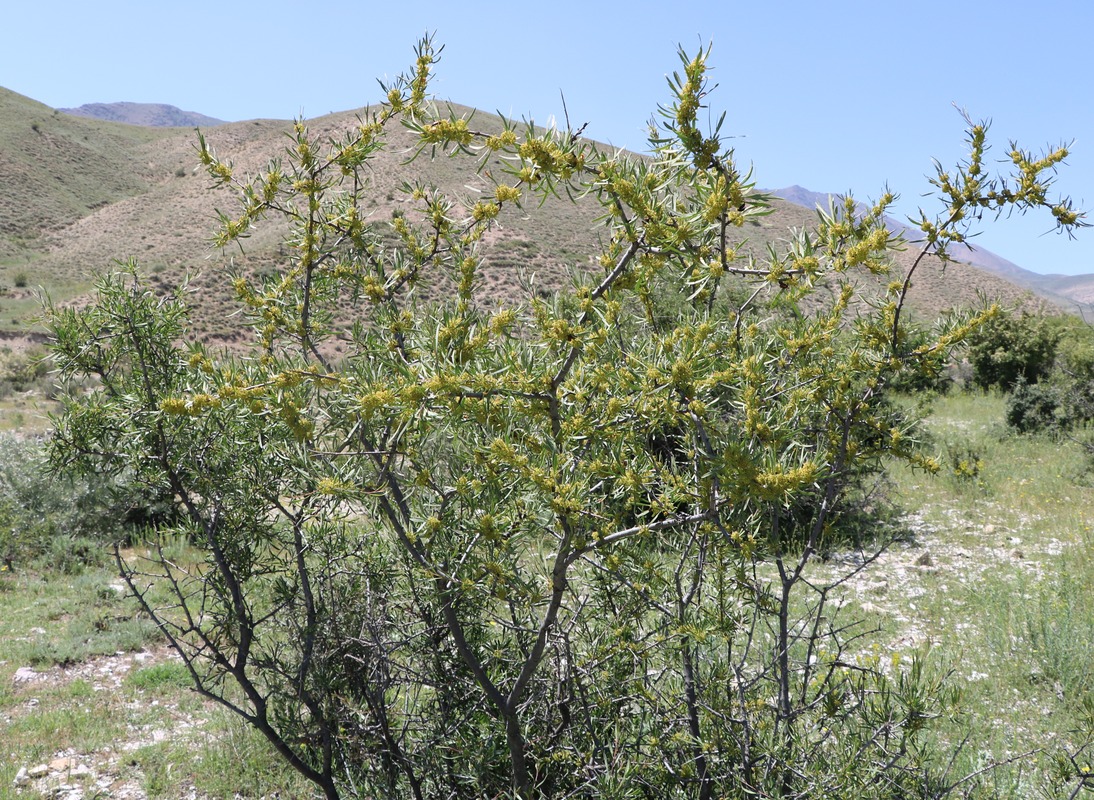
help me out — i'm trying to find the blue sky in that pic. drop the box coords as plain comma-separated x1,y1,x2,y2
4,1,1092,276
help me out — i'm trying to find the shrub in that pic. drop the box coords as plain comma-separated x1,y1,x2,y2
946,441,985,482
0,434,179,570
47,38,1086,800
966,309,1059,391
1006,380,1063,433
0,435,101,570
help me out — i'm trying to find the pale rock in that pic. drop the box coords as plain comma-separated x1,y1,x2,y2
12,666,40,684
28,763,50,778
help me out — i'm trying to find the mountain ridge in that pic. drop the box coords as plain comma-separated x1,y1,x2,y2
58,102,226,128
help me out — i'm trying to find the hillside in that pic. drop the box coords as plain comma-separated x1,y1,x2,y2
58,101,225,128
0,85,1072,348
0,88,176,261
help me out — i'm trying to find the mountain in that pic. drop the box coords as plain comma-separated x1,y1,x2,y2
58,102,225,128
0,85,1071,351
771,185,1094,312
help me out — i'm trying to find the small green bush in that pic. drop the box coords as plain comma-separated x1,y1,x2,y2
0,346,50,399
1006,380,1062,433
946,441,985,482
967,310,1058,391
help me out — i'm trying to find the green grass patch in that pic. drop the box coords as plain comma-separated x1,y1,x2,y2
868,390,1094,791
128,716,320,799
126,660,192,693
0,567,159,677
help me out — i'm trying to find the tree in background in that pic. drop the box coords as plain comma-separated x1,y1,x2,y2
48,39,1086,800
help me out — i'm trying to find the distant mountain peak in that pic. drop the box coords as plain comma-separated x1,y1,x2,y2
58,102,225,128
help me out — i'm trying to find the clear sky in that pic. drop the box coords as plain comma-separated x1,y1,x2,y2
4,0,1092,276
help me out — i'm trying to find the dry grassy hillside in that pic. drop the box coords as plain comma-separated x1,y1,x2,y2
0,89,175,259
0,89,1054,349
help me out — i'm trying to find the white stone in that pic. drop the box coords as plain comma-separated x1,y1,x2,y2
12,666,40,684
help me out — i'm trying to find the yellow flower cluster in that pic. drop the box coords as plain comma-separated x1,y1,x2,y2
159,394,221,417
484,130,517,151
421,118,472,147
494,184,521,204
315,477,351,496
753,462,820,501
358,388,396,419
471,201,499,222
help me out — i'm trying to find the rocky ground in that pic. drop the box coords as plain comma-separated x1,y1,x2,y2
8,645,210,800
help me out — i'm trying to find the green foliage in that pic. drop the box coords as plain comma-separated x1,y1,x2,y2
46,38,1086,800
0,434,101,571
885,317,957,395
1048,315,1094,430
966,308,1059,391
1005,379,1063,433
1054,315,1094,378
946,440,984,482
1024,570,1094,704
0,432,178,571
976,311,1094,435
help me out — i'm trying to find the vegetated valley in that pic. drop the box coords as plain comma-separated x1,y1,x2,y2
1,81,1093,799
